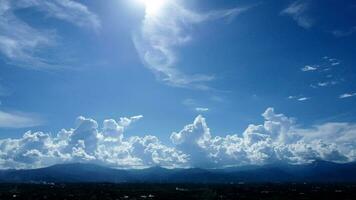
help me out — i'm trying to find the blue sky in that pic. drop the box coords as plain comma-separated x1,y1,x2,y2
0,0,356,169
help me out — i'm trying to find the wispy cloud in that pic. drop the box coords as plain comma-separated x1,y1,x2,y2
0,0,100,69
331,27,356,37
339,93,356,99
133,1,253,89
195,107,209,112
182,98,196,107
301,57,344,89
0,110,43,128
288,95,310,102
310,81,338,89
297,97,310,101
281,0,313,29
183,98,210,112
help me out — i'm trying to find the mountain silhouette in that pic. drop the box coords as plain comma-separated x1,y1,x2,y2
1,161,356,183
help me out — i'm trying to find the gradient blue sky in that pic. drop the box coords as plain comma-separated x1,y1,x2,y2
0,0,356,168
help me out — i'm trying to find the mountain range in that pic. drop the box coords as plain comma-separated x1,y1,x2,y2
1,161,356,183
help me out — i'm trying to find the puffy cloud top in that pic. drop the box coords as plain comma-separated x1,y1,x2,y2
0,108,355,169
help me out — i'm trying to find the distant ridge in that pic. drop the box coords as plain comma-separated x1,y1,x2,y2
1,161,356,183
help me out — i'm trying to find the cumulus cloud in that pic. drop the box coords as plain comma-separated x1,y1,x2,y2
281,0,313,29
0,114,187,169
1,108,356,169
0,0,99,69
133,1,252,89
170,108,354,167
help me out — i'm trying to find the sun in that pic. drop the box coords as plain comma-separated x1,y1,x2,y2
138,0,167,15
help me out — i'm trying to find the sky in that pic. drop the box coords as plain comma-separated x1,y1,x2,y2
0,0,356,169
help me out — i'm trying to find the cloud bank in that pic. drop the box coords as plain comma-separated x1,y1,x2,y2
133,0,251,89
1,108,355,169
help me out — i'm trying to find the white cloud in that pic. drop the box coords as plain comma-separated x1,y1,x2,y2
297,97,309,101
281,0,313,29
0,114,187,169
339,93,356,99
301,57,346,91
195,107,209,112
331,62,340,66
183,99,210,112
301,65,317,72
17,0,101,30
0,0,100,69
170,107,354,167
312,81,338,88
133,1,252,89
1,108,356,169
0,110,43,128
288,96,309,101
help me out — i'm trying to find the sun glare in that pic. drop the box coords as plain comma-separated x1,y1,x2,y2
138,0,166,15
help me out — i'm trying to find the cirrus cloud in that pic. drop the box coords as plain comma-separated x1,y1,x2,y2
0,0,100,69
133,1,253,89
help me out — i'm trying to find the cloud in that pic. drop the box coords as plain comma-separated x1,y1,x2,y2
0,114,187,169
18,0,101,30
301,65,317,72
331,27,356,37
133,1,252,89
195,107,209,112
0,110,43,128
288,96,310,102
182,99,210,112
297,97,309,101
170,108,354,167
313,81,338,88
170,115,212,167
331,62,340,66
0,0,99,69
281,0,313,29
182,98,196,106
1,108,356,169
301,57,345,90
339,93,356,99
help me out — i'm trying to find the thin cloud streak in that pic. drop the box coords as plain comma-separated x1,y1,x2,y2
331,27,356,37
0,110,44,128
195,107,209,112
339,93,356,99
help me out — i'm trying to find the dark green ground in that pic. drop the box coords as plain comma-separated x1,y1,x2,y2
0,183,355,200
